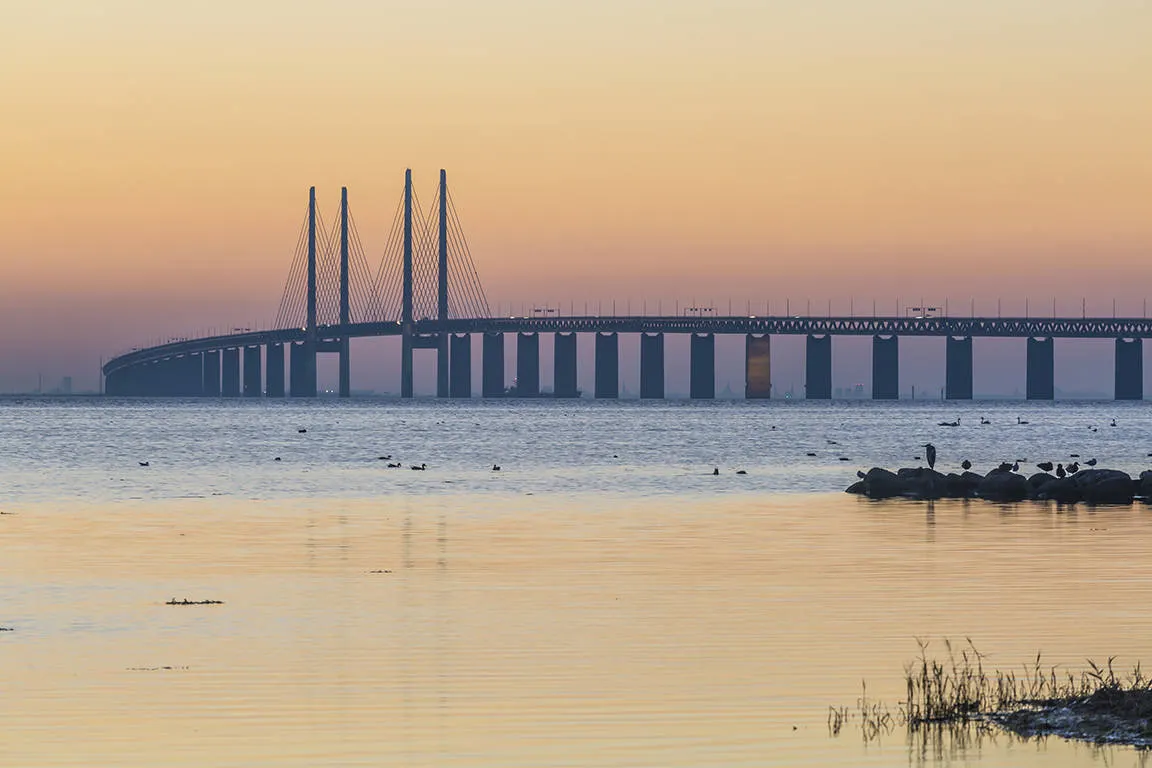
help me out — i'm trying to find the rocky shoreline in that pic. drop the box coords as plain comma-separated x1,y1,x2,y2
990,694,1152,748
846,466,1152,504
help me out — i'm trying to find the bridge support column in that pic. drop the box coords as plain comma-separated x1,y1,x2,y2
265,344,285,398
401,328,413,398
945,336,973,400
482,332,504,397
872,335,899,400
105,368,126,396
745,334,771,399
151,358,175,396
805,334,832,400
516,333,540,397
450,334,471,397
290,342,316,397
690,333,715,399
140,362,161,396
1115,338,1143,400
595,332,619,398
1026,337,1054,400
178,354,203,396
244,346,262,397
553,333,578,397
640,333,664,399
222,348,241,397
169,358,188,396
203,350,221,396
437,335,449,398
339,338,351,398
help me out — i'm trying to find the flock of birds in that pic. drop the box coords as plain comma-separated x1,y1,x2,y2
132,415,1131,478
933,416,1118,429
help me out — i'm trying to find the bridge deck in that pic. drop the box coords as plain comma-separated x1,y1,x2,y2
104,315,1152,374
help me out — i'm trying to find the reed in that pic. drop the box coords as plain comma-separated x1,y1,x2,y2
833,639,1152,747
904,638,1152,727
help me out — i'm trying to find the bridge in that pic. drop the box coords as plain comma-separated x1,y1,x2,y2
104,170,1148,401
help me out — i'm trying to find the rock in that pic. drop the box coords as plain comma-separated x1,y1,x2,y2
1138,470,1152,499
1026,472,1057,498
845,481,866,495
898,468,949,500
942,473,975,498
1074,469,1135,504
1036,477,1082,503
859,467,906,499
976,468,1028,502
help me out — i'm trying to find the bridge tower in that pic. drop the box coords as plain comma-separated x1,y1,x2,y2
291,186,319,397
401,170,414,398
437,169,450,398
339,187,351,397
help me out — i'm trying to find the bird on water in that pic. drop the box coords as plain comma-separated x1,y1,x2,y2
1017,417,1029,425
961,459,972,471
713,468,720,475
492,464,501,471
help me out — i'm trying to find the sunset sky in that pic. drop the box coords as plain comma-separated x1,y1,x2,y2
2,1,1150,393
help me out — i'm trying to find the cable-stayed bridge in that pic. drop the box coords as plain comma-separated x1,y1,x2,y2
103,170,1152,400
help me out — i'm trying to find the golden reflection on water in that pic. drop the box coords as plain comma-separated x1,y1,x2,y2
3,494,1152,767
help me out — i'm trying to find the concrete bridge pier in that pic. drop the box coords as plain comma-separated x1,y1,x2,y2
1115,338,1143,400
135,362,157,395
177,354,203,396
104,367,126,396
945,336,973,400
222,348,241,397
265,343,285,397
202,350,221,397
148,357,178,396
401,327,413,398
436,335,449,398
450,333,471,397
745,334,771,399
516,333,540,396
244,346,262,397
595,332,619,398
482,332,504,397
872,335,899,400
1026,337,1054,400
690,333,715,399
805,334,832,400
553,332,578,397
290,342,316,397
640,333,664,399
339,338,351,398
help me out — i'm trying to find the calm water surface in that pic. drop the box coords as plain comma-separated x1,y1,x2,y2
3,399,1152,766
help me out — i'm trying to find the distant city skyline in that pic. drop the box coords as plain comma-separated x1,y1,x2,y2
2,1,1150,393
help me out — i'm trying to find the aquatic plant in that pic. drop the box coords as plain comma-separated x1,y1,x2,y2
833,639,1152,748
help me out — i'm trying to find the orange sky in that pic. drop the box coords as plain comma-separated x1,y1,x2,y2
1,1,1150,391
